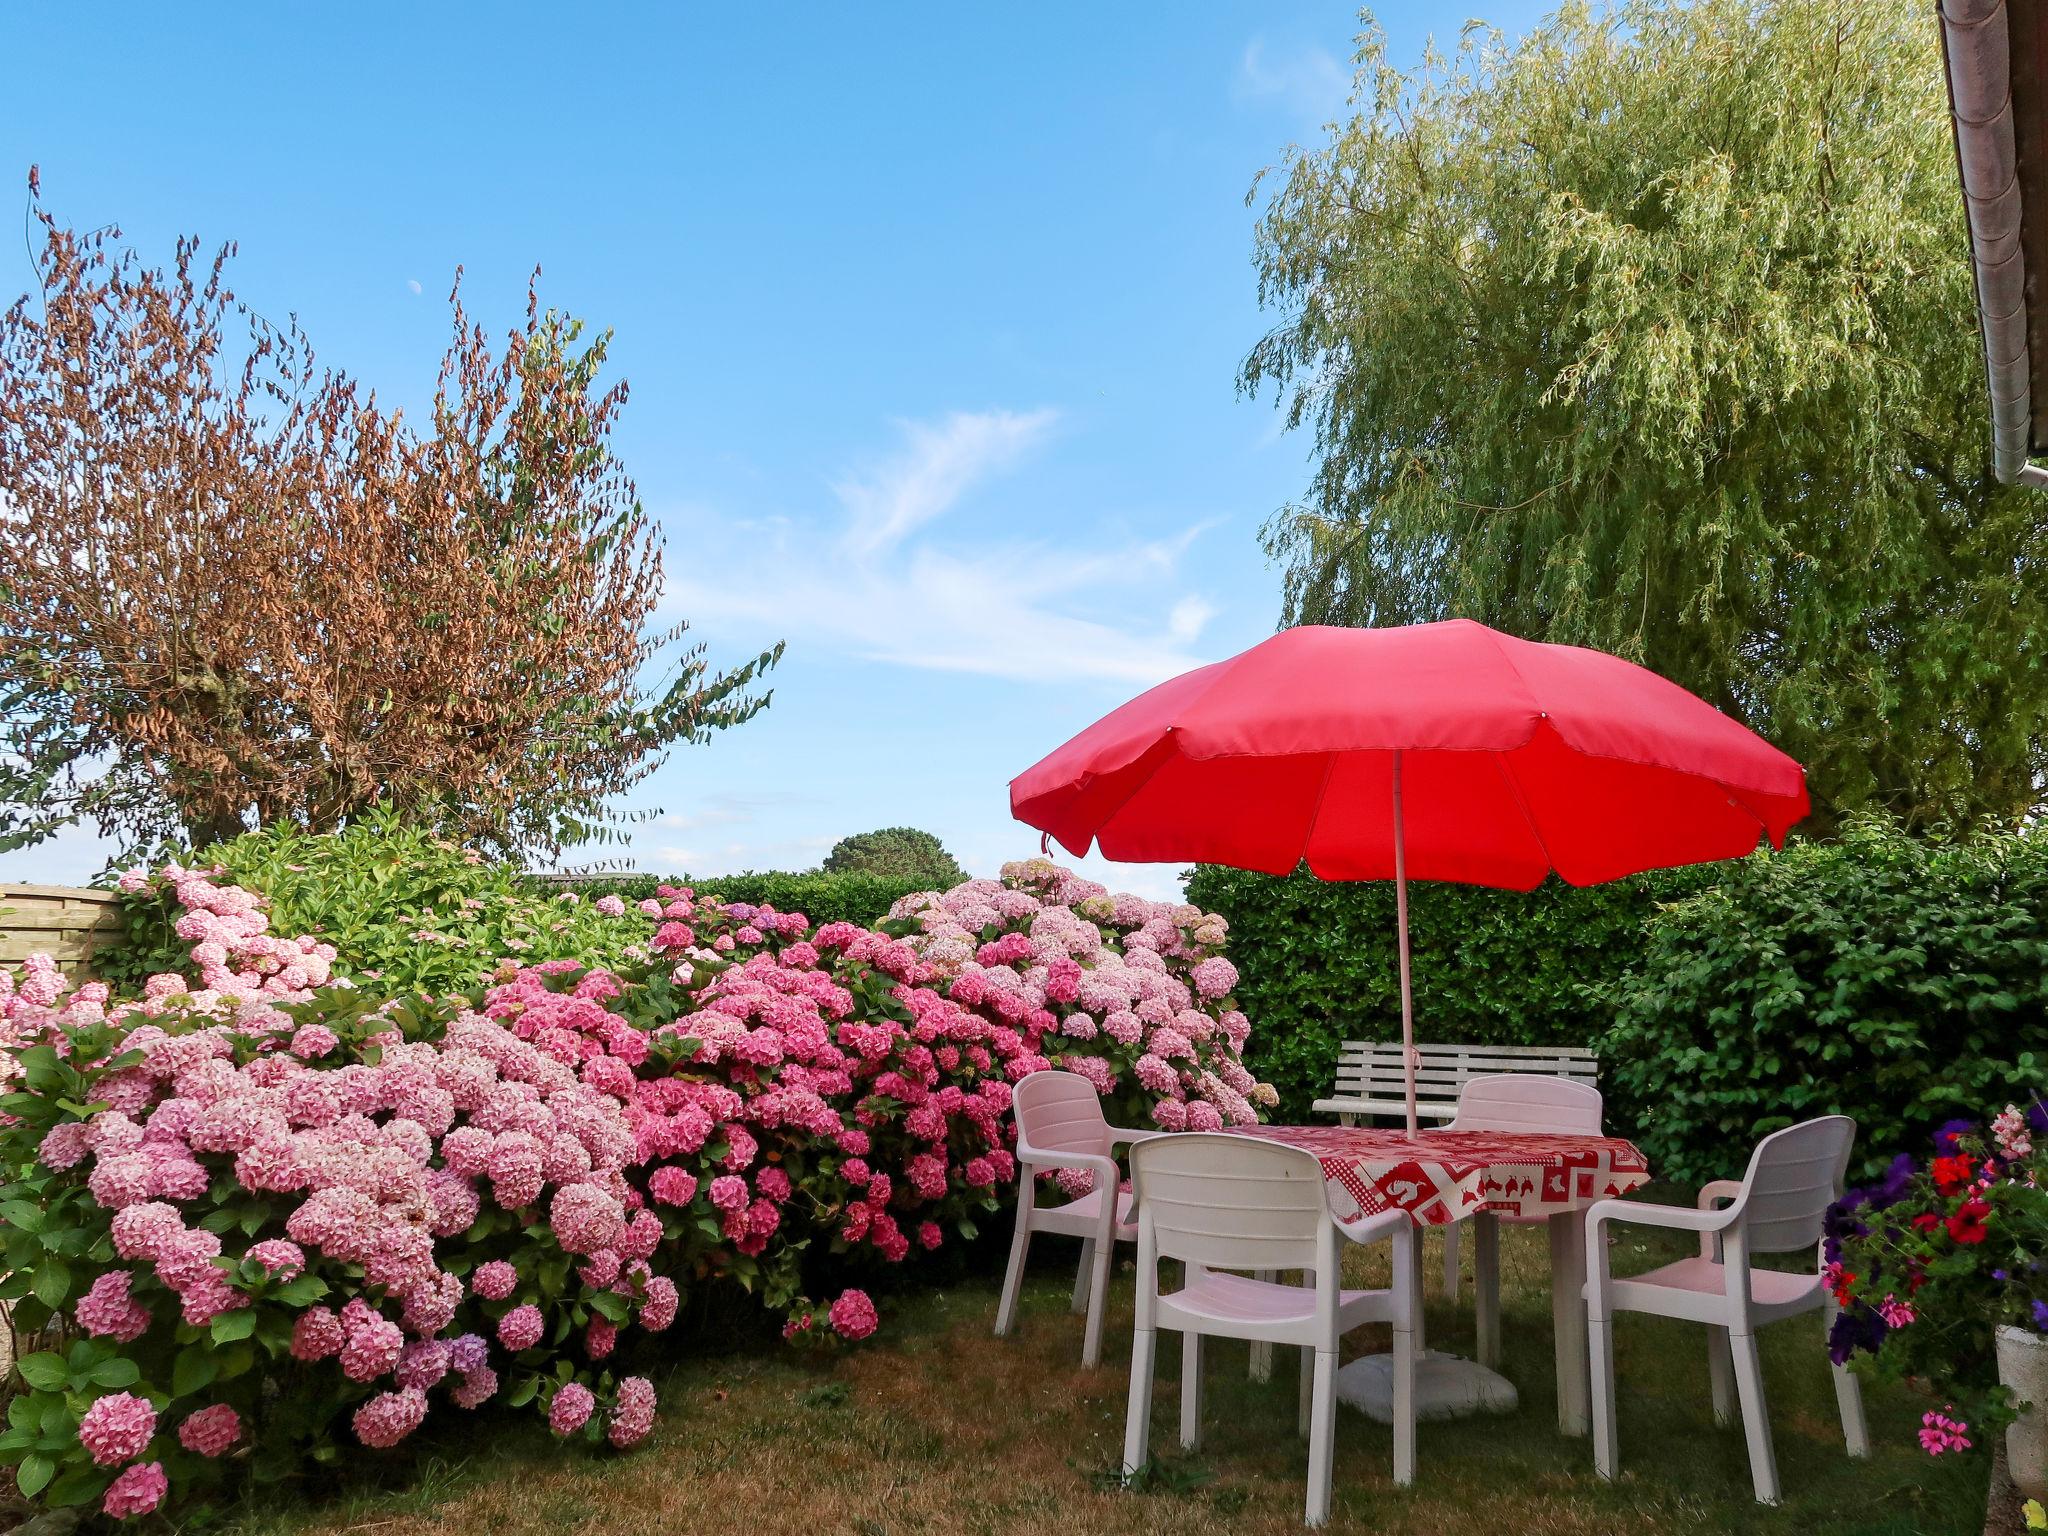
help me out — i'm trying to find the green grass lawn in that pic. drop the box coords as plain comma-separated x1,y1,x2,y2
220,1203,1982,1536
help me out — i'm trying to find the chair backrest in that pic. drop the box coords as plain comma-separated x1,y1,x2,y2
1445,1073,1603,1135
1129,1133,1330,1272
1334,1040,1597,1111
1735,1115,1857,1255
1012,1070,1111,1163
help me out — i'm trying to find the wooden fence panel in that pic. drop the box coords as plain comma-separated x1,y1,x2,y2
0,884,125,975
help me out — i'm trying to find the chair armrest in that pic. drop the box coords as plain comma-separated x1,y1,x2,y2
1696,1180,1744,1258
1584,1194,1739,1240
1106,1127,1162,1149
1016,1148,1120,1198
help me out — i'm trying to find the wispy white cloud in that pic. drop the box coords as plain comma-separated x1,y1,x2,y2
664,408,1220,688
837,409,1057,557
1235,38,1350,128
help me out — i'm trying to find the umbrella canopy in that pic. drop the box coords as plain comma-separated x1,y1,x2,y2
1010,620,1809,1135
1011,620,1807,888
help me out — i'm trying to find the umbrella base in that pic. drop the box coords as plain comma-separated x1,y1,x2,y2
1338,1350,1519,1422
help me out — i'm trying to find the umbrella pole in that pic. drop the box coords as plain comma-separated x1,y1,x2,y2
1393,751,1418,1138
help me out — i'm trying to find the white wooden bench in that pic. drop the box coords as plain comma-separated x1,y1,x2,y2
1312,1040,1599,1126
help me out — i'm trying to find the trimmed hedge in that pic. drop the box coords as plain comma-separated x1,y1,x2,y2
1183,863,1706,1123
1190,823,2048,1184
535,871,930,932
1604,824,2048,1183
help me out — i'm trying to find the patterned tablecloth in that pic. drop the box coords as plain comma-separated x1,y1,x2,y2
1234,1124,1651,1226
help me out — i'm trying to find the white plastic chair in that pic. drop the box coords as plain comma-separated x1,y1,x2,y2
994,1070,1156,1367
1583,1115,1870,1504
1120,1132,1418,1527
1436,1073,1605,1368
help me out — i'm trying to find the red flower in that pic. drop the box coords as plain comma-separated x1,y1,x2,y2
1932,1155,1977,1197
1912,1213,1942,1233
1947,1198,1991,1245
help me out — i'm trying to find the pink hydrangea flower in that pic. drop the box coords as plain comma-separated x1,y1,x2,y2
79,1392,157,1466
102,1461,168,1520
549,1381,596,1435
353,1388,428,1449
640,1275,679,1331
470,1260,518,1300
498,1303,545,1352
607,1376,657,1448
177,1404,242,1458
828,1289,879,1342
452,1365,499,1409
76,1271,152,1343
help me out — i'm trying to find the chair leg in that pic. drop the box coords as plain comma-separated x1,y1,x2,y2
1298,1344,1314,1439
1442,1221,1461,1300
1180,1332,1205,1451
1391,1222,1417,1488
1474,1214,1501,1371
1728,1330,1781,1505
1826,1306,1869,1458
1071,1238,1095,1315
1121,1325,1157,1482
1306,1349,1337,1527
1249,1270,1276,1381
1706,1325,1734,1426
994,1198,1032,1338
1588,1308,1618,1481
1080,1230,1115,1368
1549,1210,1591,1436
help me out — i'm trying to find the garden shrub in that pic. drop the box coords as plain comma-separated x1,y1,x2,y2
1603,823,2048,1184
1183,862,1707,1121
0,853,1266,1522
101,810,651,998
541,870,928,934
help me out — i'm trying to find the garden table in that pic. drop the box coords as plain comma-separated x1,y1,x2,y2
1234,1123,1651,1434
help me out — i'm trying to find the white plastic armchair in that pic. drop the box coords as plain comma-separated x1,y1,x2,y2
993,1070,1158,1367
1436,1074,1604,1366
1120,1132,1418,1528
1582,1115,1869,1505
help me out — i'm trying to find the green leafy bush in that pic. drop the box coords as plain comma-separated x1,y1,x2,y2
1183,863,1705,1121
1604,824,2048,1183
100,809,646,996
539,870,930,933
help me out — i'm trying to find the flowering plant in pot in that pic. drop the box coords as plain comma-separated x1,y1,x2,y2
1827,1101,2048,1487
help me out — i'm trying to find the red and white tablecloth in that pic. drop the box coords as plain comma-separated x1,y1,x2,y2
1234,1124,1651,1226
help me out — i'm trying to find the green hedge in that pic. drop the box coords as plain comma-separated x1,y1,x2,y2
1604,824,2048,1183
1183,863,1706,1123
1190,823,2048,1184
533,870,930,931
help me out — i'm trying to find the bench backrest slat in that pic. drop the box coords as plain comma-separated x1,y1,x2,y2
1328,1039,1599,1108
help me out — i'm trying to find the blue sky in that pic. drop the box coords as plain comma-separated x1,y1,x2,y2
2,3,1545,899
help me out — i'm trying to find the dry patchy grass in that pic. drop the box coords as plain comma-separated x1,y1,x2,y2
226,1213,1978,1536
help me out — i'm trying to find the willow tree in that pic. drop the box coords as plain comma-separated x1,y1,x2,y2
0,177,782,858
1246,0,2047,832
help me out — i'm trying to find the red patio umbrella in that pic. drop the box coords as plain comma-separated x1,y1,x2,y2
1010,620,1808,1133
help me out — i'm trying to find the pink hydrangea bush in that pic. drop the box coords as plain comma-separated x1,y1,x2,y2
886,858,1273,1189
0,855,1264,1520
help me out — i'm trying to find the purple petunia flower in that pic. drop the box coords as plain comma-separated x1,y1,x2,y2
2032,1300,2048,1334
1935,1120,1976,1155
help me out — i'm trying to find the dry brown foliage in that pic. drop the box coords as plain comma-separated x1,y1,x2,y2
0,170,778,857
